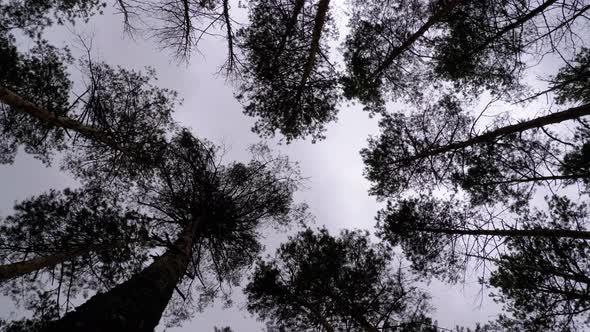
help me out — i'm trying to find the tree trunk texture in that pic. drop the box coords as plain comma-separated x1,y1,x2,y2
42,222,197,332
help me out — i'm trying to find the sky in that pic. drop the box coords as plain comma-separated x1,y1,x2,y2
0,0,507,330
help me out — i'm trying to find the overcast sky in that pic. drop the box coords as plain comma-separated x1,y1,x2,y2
0,1,507,330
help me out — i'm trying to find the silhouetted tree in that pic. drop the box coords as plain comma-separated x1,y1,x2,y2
0,188,150,317
362,84,590,207
378,195,590,279
343,0,588,111
0,1,310,330
1,54,177,178
0,292,59,332
234,0,590,141
37,130,306,331
236,0,340,141
489,197,590,331
0,188,149,282
378,194,590,330
0,0,105,37
245,228,436,332
1,4,178,172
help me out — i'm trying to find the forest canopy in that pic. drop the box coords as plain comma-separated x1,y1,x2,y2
1,0,590,331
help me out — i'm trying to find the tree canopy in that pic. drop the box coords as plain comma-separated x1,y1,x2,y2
246,228,436,331
2,0,590,330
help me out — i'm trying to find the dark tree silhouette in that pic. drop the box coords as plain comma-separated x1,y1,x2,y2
38,130,306,331
489,197,590,331
377,195,590,280
343,0,588,111
1,54,177,178
342,0,463,113
0,33,72,165
0,1,309,330
362,81,590,207
0,292,59,332
236,0,340,141
1,4,178,172
0,0,105,36
0,188,149,283
245,228,436,332
233,0,590,141
378,194,590,331
0,187,150,319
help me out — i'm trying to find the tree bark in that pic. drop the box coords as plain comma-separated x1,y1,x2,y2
0,243,118,282
0,86,132,157
418,226,590,240
397,103,590,164
42,221,197,332
370,0,464,81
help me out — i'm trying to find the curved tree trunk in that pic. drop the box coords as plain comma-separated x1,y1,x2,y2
42,222,197,332
0,243,118,282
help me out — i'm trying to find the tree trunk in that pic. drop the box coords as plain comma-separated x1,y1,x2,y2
419,226,590,240
298,0,330,90
0,243,117,282
42,221,197,332
0,86,132,157
370,0,464,81
398,103,590,164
